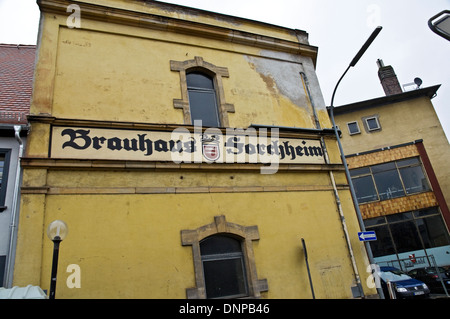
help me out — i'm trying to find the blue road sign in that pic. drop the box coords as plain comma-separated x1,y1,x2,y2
358,231,377,241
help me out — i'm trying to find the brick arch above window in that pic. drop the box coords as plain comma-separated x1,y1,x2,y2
170,56,235,127
181,215,268,299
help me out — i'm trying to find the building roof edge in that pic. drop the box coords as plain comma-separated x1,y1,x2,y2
328,84,441,115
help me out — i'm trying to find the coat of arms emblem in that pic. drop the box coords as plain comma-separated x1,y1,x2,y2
202,134,220,162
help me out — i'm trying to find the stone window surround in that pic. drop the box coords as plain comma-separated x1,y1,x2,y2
170,57,235,127
346,121,361,135
362,114,381,133
180,215,268,299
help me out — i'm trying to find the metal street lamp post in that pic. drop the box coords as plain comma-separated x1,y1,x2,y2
47,220,68,299
328,26,385,299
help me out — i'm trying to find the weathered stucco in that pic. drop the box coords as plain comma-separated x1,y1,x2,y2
14,0,376,299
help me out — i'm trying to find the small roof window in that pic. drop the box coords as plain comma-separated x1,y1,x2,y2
347,121,361,135
365,116,381,131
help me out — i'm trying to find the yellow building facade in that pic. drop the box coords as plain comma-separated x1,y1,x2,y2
333,64,450,271
13,0,377,298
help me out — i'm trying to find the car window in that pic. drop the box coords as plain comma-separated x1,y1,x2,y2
425,267,446,274
380,269,411,282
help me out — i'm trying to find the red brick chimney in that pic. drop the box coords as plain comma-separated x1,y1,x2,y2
377,59,402,96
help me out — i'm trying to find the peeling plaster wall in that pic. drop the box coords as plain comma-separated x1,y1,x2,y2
245,50,330,129
245,55,306,107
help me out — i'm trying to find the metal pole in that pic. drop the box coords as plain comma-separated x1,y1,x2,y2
387,281,396,299
301,238,315,299
329,83,385,300
328,26,385,299
49,237,62,299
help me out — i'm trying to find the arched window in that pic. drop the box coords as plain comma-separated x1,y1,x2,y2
181,215,268,299
200,234,248,298
186,72,220,127
170,57,235,127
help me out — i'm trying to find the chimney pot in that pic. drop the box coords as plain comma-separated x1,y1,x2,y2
376,59,384,68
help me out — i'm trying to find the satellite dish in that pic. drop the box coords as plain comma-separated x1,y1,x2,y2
414,77,423,88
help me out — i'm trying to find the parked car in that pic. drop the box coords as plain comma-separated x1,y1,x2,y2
407,267,450,294
378,266,430,299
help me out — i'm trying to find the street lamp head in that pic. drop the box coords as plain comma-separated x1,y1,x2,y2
349,26,382,67
47,220,68,241
330,26,383,109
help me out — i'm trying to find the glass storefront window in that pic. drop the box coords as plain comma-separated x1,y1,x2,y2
364,216,386,227
368,224,396,257
386,212,413,223
352,175,378,203
416,215,450,248
350,167,371,177
372,165,405,200
389,221,422,253
350,157,431,204
364,208,450,259
399,165,430,194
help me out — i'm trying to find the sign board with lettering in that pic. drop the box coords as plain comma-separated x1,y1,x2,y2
50,126,325,165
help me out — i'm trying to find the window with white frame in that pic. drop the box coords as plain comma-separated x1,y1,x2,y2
365,116,381,132
347,121,361,135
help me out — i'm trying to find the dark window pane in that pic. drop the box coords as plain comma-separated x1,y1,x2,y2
352,175,378,203
366,118,380,130
203,258,247,298
364,216,386,227
373,170,405,200
0,155,4,185
396,157,420,167
413,207,439,218
187,72,220,127
187,72,214,89
399,166,430,194
0,152,9,208
347,122,360,134
0,255,5,287
371,162,396,173
386,212,412,223
201,235,242,255
415,215,450,248
350,167,371,177
389,221,422,253
188,90,220,127
200,235,248,299
366,225,395,257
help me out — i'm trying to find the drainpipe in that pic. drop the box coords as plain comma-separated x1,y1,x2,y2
319,133,365,298
300,72,321,129
4,125,24,287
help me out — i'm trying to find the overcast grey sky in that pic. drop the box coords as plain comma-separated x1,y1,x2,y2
1,0,449,139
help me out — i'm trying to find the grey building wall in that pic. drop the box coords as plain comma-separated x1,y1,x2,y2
0,126,27,287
